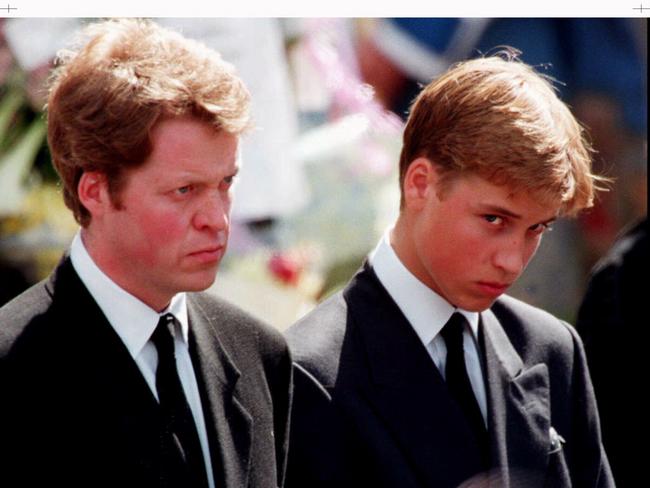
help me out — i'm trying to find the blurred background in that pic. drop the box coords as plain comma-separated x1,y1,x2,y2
0,18,646,329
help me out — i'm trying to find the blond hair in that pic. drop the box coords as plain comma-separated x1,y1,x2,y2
399,51,605,216
47,18,250,226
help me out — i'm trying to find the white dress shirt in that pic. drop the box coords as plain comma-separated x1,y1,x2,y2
368,230,488,425
70,231,215,488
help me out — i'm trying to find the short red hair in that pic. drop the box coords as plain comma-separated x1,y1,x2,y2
47,18,250,226
399,52,604,216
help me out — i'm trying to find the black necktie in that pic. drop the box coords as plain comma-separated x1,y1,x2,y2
151,313,208,488
441,313,489,462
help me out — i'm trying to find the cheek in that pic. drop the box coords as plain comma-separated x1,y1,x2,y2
442,221,487,261
448,238,486,277
523,236,542,264
424,223,482,275
131,209,190,255
222,193,234,220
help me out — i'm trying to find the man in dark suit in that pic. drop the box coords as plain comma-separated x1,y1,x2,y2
286,54,613,488
0,19,291,488
576,217,647,486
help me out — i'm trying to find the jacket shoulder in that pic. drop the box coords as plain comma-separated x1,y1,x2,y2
0,280,52,356
189,291,289,361
491,294,579,360
285,291,349,387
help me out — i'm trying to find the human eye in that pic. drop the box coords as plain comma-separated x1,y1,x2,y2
483,215,504,226
175,184,193,196
220,173,237,190
529,222,553,235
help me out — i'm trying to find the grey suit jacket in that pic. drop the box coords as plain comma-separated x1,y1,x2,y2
286,264,613,488
0,256,292,488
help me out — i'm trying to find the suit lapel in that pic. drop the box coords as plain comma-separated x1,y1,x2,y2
48,257,254,485
481,309,551,487
346,265,554,487
45,256,165,474
187,296,253,488
344,266,485,487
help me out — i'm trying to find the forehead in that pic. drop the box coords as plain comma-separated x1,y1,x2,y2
445,172,561,218
152,116,235,154
139,116,239,178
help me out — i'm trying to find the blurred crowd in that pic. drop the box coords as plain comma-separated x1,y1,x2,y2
0,18,647,323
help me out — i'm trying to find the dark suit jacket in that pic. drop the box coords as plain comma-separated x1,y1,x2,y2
576,217,648,487
286,265,613,488
0,256,292,488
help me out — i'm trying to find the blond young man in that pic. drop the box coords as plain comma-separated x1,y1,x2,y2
0,20,291,488
286,54,613,488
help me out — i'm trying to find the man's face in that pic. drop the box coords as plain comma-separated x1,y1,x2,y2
90,116,239,310
405,170,558,312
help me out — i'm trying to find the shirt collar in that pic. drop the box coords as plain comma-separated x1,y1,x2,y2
368,228,480,345
69,230,189,358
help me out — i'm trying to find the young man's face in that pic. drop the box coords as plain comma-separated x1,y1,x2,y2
405,169,559,312
88,116,239,311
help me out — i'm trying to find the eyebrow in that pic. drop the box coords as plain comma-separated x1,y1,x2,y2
480,204,522,219
478,204,557,225
173,163,240,181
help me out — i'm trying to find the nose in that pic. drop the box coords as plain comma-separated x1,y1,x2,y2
492,238,526,278
193,192,230,231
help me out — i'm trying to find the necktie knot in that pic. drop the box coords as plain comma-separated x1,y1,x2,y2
152,313,177,358
440,312,467,349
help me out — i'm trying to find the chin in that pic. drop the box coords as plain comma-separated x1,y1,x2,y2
181,271,219,292
456,296,498,313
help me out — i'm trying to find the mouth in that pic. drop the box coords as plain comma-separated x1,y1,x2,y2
476,281,511,297
188,245,225,263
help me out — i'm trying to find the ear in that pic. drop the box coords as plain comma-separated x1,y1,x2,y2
77,171,111,219
402,157,442,210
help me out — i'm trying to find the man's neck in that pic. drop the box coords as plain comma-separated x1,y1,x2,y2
390,216,415,273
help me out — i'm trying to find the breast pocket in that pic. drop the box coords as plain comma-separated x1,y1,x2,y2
543,427,572,488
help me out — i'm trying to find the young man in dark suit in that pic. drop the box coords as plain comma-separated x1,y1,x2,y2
0,19,291,488
286,54,613,488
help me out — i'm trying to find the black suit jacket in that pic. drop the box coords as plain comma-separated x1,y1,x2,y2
576,217,648,487
286,265,613,488
0,256,292,488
